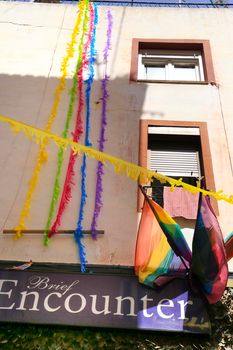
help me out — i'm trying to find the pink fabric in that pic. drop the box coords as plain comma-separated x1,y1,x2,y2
163,186,199,220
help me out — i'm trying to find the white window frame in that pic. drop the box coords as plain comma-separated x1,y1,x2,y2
138,49,205,82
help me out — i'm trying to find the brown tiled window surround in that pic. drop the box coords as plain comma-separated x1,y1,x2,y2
138,120,218,214
130,39,216,84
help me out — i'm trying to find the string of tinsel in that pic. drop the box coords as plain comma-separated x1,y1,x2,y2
43,0,90,245
48,3,92,240
74,4,98,272
91,9,113,239
1,114,233,204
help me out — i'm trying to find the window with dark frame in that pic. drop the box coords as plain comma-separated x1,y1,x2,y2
130,39,216,84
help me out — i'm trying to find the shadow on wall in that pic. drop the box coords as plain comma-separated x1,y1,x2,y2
0,73,148,235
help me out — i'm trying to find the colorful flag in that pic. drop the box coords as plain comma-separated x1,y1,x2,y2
191,195,228,304
135,188,190,288
224,231,233,261
139,186,192,264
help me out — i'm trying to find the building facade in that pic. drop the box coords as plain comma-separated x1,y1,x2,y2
0,1,233,271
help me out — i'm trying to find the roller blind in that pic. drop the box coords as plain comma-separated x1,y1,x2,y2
148,149,201,177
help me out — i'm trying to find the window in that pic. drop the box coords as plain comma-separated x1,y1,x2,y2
130,39,216,84
138,120,218,213
138,50,204,82
147,126,202,206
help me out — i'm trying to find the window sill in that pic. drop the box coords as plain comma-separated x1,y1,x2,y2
135,79,210,85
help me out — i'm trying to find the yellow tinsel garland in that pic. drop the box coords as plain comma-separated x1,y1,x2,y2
1,114,233,205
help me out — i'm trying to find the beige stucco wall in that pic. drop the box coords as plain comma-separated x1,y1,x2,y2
0,2,233,270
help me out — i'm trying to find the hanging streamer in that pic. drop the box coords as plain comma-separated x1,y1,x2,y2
91,9,113,239
1,114,233,204
74,4,98,272
14,0,88,239
49,3,93,245
49,4,95,271
43,0,90,245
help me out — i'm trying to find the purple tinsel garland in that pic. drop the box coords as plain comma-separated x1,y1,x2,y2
91,10,113,239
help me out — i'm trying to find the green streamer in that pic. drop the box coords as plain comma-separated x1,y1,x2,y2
43,1,90,245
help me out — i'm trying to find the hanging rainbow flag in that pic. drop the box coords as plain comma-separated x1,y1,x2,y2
139,186,192,264
134,197,188,288
191,195,228,304
135,187,228,304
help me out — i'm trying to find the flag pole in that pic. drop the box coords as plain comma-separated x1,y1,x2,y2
179,256,189,271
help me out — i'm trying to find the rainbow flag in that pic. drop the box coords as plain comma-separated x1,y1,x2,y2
191,195,228,304
135,188,190,288
224,231,233,261
135,187,228,304
139,186,192,264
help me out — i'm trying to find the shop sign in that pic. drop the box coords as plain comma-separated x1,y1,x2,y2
0,270,210,333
